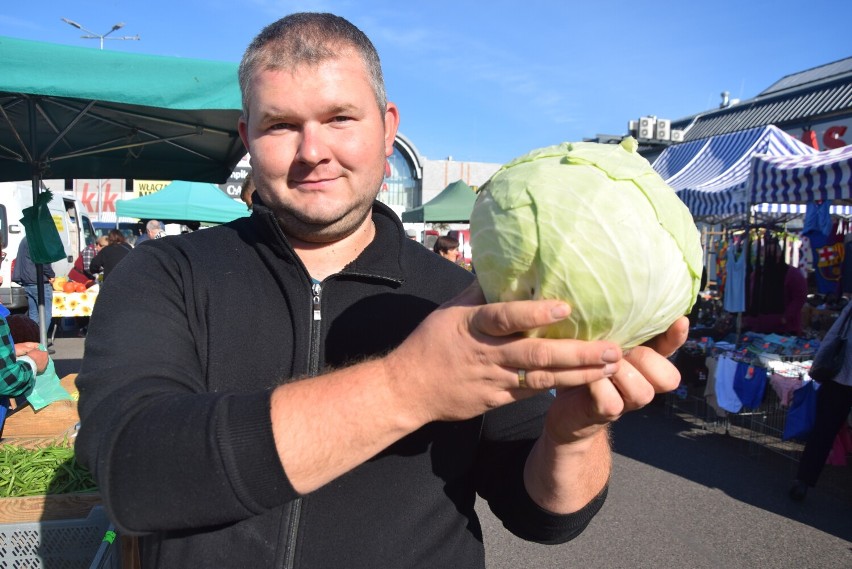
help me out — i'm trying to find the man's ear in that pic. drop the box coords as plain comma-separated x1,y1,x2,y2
384,102,400,157
238,115,250,151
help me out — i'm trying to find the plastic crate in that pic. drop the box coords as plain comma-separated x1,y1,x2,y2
0,506,120,569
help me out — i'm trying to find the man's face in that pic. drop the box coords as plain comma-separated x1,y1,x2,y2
238,50,399,244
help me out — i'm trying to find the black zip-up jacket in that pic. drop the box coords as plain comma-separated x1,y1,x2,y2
76,200,606,568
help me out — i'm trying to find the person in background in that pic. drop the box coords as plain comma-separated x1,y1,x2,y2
1,311,48,396
68,240,98,285
11,237,55,332
75,13,686,568
68,239,100,337
789,300,852,501
89,231,132,282
0,243,48,396
134,220,166,246
433,234,461,264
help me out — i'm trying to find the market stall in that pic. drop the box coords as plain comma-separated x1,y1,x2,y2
749,144,852,205
653,125,819,223
660,133,852,463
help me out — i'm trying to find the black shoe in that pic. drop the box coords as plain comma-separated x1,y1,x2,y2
788,481,808,502
47,347,56,355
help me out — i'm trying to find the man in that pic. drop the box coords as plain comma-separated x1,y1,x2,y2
133,219,165,245
11,237,54,331
76,13,686,568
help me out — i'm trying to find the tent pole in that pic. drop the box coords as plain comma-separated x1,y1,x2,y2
737,195,754,341
28,98,49,348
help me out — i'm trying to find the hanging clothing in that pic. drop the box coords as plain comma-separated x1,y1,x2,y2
732,363,768,409
714,356,743,413
805,225,844,296
723,244,746,313
803,200,832,238
716,238,729,297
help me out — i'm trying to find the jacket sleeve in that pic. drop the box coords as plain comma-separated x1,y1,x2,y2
0,318,36,397
75,241,294,535
473,393,607,544
88,252,104,275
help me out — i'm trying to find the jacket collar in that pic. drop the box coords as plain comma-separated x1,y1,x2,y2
249,196,405,285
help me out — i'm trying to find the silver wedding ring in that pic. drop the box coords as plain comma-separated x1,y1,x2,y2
517,368,527,389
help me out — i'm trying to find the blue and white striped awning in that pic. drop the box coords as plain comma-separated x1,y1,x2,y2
752,202,852,217
750,144,852,204
652,125,818,219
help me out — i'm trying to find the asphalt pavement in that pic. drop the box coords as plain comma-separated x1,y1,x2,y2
52,332,851,569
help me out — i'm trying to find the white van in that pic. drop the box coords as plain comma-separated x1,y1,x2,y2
0,180,96,311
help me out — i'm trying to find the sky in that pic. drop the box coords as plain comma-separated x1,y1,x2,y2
2,0,850,166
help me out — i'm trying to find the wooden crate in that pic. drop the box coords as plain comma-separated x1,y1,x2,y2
1,374,79,445
0,493,102,523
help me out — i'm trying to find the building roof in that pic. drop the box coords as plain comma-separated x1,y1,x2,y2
671,56,852,143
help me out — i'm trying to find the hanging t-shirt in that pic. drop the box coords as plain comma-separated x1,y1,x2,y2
803,200,833,238
732,362,768,409
799,235,814,274
714,356,743,413
723,245,746,313
703,356,727,417
805,226,844,296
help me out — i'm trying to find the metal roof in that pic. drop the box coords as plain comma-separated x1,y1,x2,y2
671,57,852,143
760,57,852,96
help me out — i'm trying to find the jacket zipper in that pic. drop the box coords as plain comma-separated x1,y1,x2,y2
283,281,324,569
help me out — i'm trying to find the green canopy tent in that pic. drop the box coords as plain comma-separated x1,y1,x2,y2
116,180,250,224
401,180,477,223
0,35,245,344
0,35,245,184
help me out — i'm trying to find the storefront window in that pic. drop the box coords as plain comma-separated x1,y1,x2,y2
377,146,419,211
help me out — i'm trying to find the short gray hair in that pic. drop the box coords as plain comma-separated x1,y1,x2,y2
146,220,164,232
238,13,387,119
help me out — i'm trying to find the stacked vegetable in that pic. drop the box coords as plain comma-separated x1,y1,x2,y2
51,276,88,293
470,137,703,348
0,443,97,497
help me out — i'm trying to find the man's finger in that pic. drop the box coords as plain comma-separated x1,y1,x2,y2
471,298,573,338
643,316,689,357
622,346,681,394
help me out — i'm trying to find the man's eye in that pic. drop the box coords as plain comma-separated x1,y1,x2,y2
270,122,293,130
332,116,352,123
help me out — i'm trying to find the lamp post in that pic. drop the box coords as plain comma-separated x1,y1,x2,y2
61,18,140,49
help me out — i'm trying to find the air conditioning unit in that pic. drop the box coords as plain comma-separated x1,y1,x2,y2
628,120,638,137
670,129,685,143
655,119,671,141
638,116,656,139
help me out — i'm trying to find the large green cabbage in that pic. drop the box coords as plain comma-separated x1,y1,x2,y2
470,137,703,348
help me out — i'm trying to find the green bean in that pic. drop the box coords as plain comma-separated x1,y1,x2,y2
0,442,98,497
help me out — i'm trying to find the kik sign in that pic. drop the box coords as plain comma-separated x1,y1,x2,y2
74,179,126,215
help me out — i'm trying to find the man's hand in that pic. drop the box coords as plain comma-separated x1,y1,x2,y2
16,343,49,373
523,317,688,513
542,316,688,445
383,282,623,428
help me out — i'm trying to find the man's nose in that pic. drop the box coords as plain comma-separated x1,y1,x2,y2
296,124,330,165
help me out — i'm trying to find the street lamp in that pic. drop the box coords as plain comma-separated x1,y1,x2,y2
61,18,140,50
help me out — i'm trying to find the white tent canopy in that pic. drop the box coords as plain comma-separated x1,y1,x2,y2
652,125,819,221
749,144,852,205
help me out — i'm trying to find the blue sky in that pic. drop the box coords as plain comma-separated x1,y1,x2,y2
2,0,849,165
